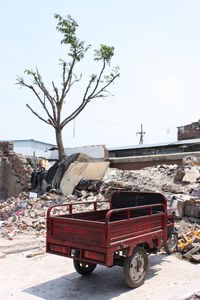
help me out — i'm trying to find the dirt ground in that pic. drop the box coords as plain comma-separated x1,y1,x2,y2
0,250,200,300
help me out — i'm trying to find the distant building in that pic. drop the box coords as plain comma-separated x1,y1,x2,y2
109,138,200,158
11,139,56,159
8,139,107,160
178,120,200,141
49,145,108,160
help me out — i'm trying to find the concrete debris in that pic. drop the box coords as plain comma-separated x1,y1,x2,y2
191,186,200,197
0,251,6,259
60,161,110,196
176,219,200,263
26,248,45,258
186,291,200,300
167,194,198,218
0,189,109,240
103,164,200,195
1,163,200,258
182,167,200,183
184,199,200,218
183,155,200,166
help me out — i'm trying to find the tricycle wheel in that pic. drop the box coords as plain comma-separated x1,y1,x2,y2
73,259,96,275
164,227,178,254
123,246,148,288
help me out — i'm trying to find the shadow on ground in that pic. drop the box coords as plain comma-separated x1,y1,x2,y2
23,253,169,300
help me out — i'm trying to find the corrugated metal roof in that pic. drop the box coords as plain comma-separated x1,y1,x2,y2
10,139,56,147
108,138,200,151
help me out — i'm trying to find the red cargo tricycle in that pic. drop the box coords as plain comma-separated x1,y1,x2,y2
46,191,177,288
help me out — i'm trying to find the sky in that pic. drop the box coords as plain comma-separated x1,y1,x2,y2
0,0,200,149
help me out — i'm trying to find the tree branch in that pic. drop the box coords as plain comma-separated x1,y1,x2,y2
26,104,53,126
33,69,57,123
60,55,76,104
52,81,59,102
91,73,120,99
60,76,95,128
63,73,82,98
60,72,119,128
17,77,56,126
88,60,106,98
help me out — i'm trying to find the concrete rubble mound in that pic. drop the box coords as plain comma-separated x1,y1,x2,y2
0,188,109,241
0,162,200,263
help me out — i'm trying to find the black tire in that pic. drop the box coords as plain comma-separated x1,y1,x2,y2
164,227,178,254
123,246,148,288
73,259,97,276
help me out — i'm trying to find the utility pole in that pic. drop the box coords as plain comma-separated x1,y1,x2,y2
137,124,146,145
73,120,76,138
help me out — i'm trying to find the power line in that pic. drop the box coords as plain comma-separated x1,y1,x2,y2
108,100,177,130
79,118,139,128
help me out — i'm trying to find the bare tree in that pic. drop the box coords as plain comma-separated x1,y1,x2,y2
17,14,120,159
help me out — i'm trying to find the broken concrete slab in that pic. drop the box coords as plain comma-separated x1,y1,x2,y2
167,194,197,218
25,248,45,258
60,161,110,196
176,199,186,218
185,200,200,218
182,167,200,183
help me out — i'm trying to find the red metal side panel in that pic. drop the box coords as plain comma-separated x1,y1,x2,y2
108,214,164,246
48,217,106,247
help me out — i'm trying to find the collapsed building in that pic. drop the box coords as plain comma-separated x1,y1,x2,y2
0,141,200,262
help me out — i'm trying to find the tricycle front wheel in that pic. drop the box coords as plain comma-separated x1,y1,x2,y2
73,259,97,276
123,246,148,288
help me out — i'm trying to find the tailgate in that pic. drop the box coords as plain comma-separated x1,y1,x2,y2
47,216,107,261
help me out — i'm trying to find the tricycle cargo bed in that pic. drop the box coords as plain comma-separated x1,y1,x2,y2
46,192,172,266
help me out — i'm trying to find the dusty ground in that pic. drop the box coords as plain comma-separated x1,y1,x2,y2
0,251,200,300
1,163,200,299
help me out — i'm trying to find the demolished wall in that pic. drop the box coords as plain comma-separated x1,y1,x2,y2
0,142,32,200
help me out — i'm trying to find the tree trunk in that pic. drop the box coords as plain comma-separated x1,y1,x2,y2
55,127,66,160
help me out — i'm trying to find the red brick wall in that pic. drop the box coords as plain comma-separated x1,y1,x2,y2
0,142,32,199
178,122,200,140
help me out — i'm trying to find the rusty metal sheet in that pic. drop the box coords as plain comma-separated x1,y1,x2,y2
60,161,110,196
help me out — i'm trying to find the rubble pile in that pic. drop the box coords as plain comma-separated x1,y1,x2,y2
0,163,200,243
0,190,109,240
102,165,200,195
0,192,58,240
176,219,200,263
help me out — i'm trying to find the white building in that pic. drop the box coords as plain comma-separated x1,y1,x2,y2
49,145,108,160
12,139,56,159
11,139,107,160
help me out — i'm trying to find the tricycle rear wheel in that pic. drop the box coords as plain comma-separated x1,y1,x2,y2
73,259,96,275
123,246,148,288
164,227,178,254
